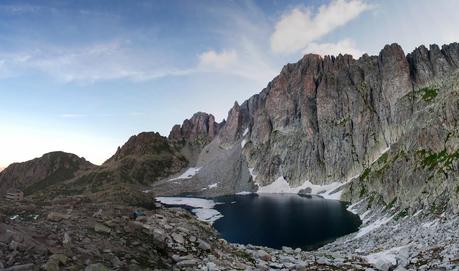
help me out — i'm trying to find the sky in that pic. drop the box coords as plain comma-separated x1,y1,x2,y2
1,0,459,168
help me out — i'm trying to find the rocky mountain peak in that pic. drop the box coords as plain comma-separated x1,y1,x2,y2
407,42,459,84
168,112,220,143
107,132,174,163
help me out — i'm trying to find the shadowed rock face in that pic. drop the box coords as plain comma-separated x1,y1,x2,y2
96,132,188,186
0,152,95,195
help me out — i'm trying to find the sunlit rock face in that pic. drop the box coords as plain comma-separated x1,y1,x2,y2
168,112,221,143
196,43,457,183
159,43,459,215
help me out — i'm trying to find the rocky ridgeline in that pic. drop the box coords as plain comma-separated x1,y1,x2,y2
0,152,95,196
175,43,459,186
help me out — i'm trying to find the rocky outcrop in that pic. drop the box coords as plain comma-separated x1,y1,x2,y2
59,132,189,201
169,112,224,165
0,152,94,195
104,132,188,183
169,112,221,144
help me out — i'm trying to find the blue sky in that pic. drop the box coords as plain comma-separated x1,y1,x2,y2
1,0,459,167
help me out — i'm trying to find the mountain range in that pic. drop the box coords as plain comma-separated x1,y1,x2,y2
1,42,458,216
1,42,459,270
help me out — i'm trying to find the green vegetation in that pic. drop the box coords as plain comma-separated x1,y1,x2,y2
385,197,397,210
430,201,447,215
376,152,389,165
367,194,375,209
417,148,459,171
395,208,409,220
336,116,351,126
359,186,367,198
419,87,439,102
359,168,371,181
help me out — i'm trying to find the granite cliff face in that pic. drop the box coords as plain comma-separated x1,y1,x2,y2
169,112,224,165
169,112,221,143
218,43,458,186
0,152,94,195
153,43,459,215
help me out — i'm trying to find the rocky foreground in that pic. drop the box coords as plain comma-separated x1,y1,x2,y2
1,196,458,271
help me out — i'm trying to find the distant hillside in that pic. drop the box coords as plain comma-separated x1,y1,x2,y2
0,152,95,195
31,132,189,206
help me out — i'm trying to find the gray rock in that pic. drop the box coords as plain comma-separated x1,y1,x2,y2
176,259,198,267
84,263,110,271
198,239,211,251
298,187,312,195
171,233,185,244
94,223,111,234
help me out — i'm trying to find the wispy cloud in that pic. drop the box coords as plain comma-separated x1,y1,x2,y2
270,0,372,54
198,49,238,70
0,39,198,83
60,112,146,119
60,114,88,118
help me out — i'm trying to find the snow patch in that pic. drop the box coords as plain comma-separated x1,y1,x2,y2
242,128,249,136
370,146,391,165
248,168,258,183
201,183,219,191
191,208,223,224
365,245,410,268
168,167,201,181
413,210,422,217
422,220,438,228
155,197,223,224
354,214,395,239
241,139,248,148
361,210,373,223
256,176,353,200
346,198,367,215
236,191,253,195
9,215,19,220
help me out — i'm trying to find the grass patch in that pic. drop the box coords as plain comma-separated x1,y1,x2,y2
359,168,371,181
377,152,389,165
395,209,409,220
359,186,367,198
419,87,438,102
336,116,351,126
430,201,447,215
417,148,459,171
385,197,397,210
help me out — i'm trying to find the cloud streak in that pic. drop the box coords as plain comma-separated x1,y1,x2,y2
270,0,372,54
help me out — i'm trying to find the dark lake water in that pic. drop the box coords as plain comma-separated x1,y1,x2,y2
212,194,361,250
